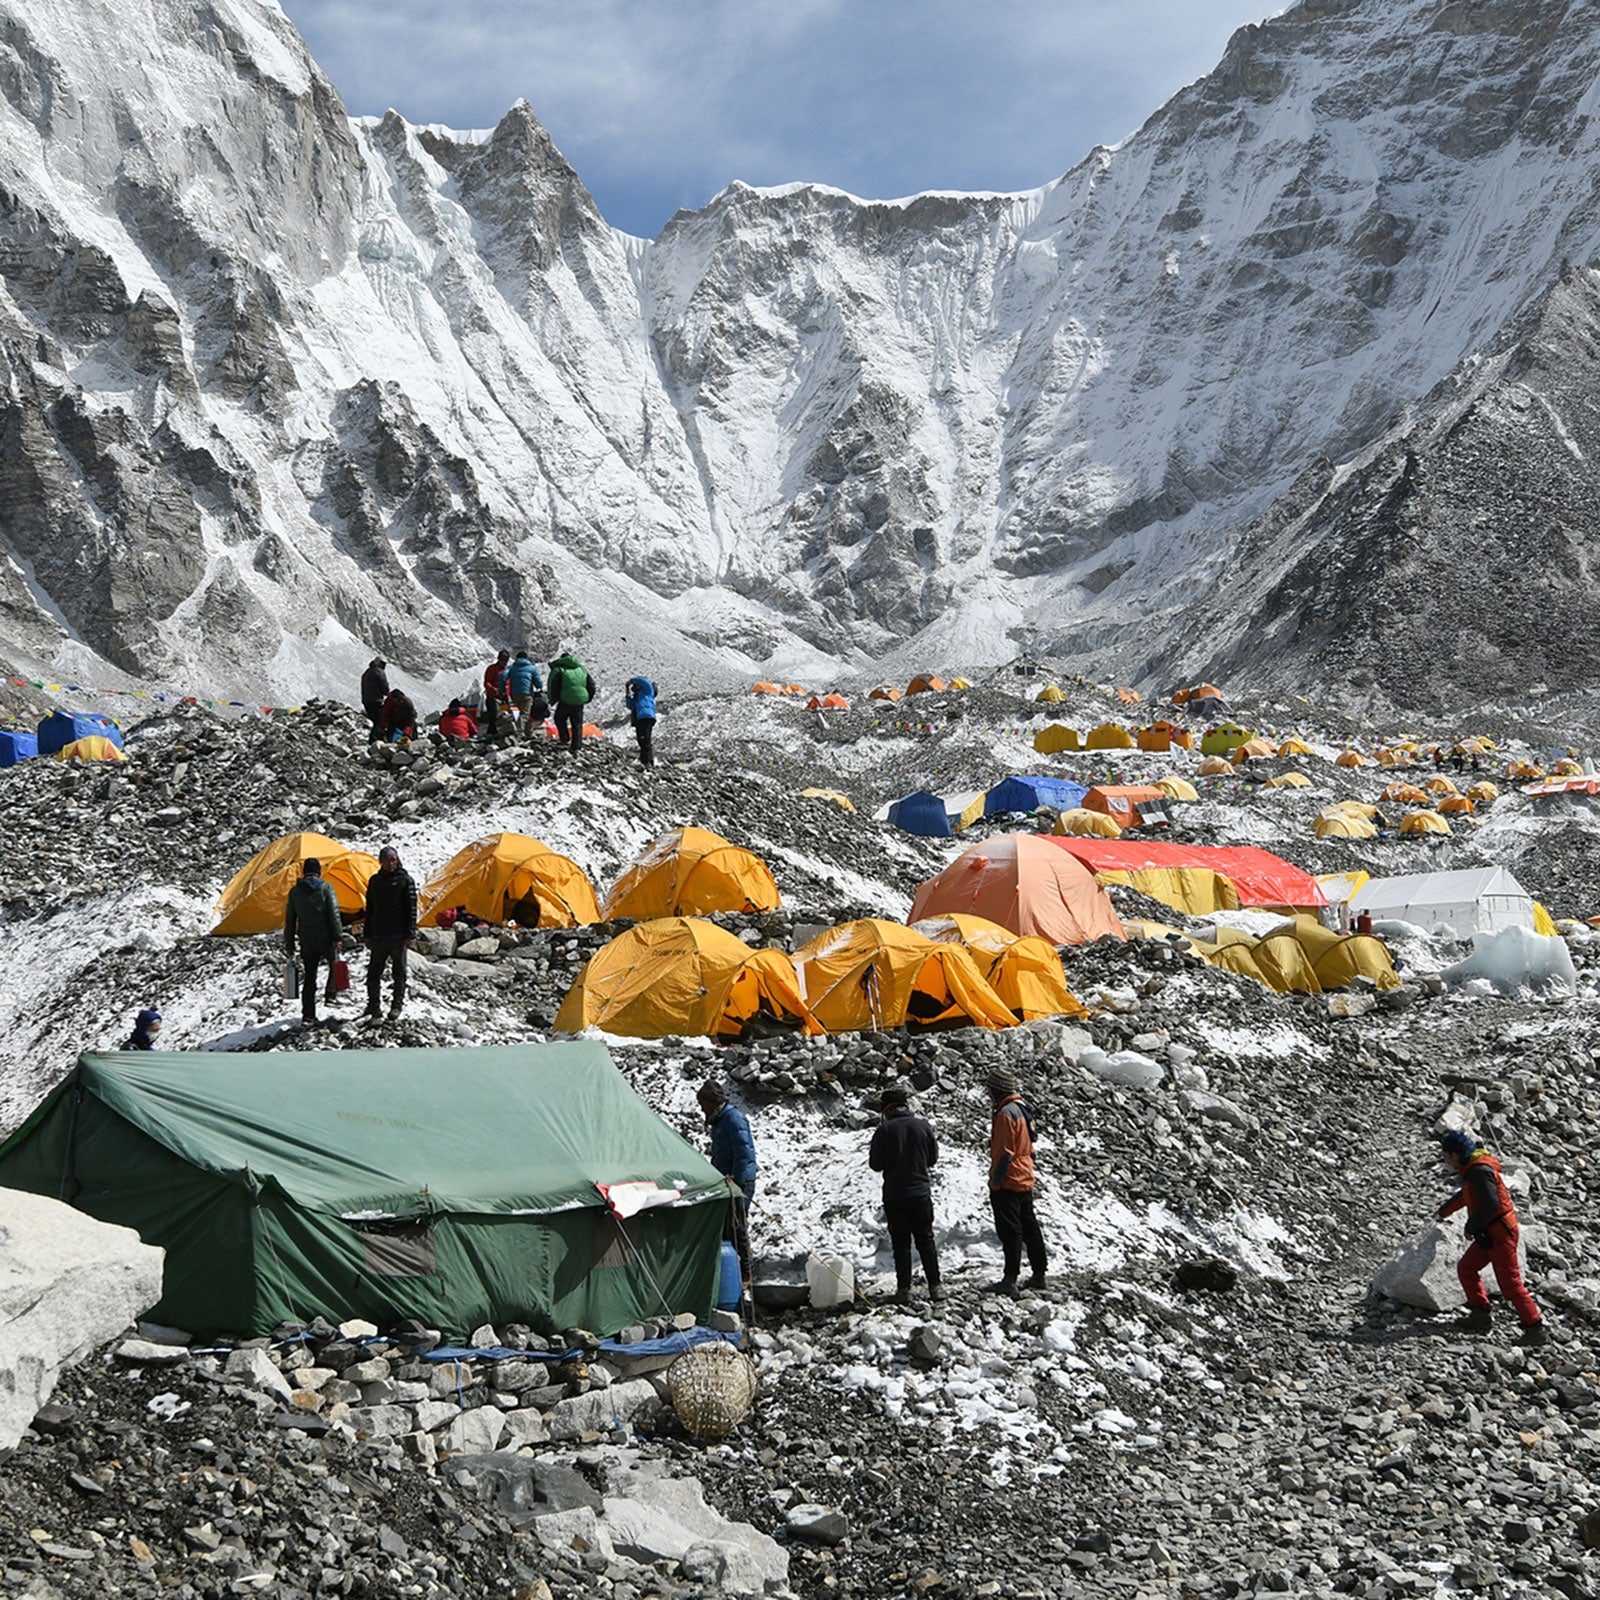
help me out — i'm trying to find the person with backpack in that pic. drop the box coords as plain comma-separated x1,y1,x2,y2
698,1080,756,1280
548,650,596,752
360,657,388,740
505,651,544,736
985,1067,1047,1297
126,1008,162,1051
624,674,657,766
1436,1130,1546,1344
284,859,343,1026
364,845,418,1020
869,1082,942,1303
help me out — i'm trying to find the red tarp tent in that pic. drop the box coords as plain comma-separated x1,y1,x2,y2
1044,838,1326,908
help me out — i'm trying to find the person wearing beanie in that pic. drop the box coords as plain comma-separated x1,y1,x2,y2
869,1083,941,1304
986,1068,1046,1298
283,858,343,1026
698,1080,757,1280
1436,1131,1545,1344
127,1008,162,1051
364,845,418,1021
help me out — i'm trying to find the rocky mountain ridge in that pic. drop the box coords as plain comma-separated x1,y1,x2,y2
4,0,1600,708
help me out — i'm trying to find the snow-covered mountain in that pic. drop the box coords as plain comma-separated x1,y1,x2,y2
4,0,1600,706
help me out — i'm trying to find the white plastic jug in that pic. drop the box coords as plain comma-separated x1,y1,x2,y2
806,1252,854,1309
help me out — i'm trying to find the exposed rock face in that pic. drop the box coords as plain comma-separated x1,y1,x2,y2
5,0,1600,703
0,1187,164,1450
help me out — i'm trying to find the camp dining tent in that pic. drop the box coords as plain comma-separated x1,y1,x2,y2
1346,868,1537,939
0,1044,727,1338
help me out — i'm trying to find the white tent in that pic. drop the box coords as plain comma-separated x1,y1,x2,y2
1348,867,1534,939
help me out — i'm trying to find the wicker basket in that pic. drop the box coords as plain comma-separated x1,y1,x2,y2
666,1340,759,1439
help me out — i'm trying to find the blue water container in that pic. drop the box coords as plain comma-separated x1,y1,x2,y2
715,1242,742,1310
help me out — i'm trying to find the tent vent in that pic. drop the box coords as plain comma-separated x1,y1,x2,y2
350,1219,438,1278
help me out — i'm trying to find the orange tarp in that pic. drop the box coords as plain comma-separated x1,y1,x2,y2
908,835,1126,947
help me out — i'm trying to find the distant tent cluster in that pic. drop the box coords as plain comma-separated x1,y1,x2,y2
0,710,125,767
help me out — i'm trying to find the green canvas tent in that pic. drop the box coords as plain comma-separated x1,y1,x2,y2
0,1042,727,1339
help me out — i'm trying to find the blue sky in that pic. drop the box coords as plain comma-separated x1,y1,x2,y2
282,0,1278,239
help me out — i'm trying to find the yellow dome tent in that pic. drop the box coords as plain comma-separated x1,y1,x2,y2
1400,811,1451,836
1053,807,1123,837
1382,782,1428,803
1034,724,1080,755
418,833,599,929
1231,737,1277,762
1036,685,1067,704
912,913,1086,1021
1155,776,1199,802
1331,800,1379,818
802,788,857,811
1267,771,1312,789
1437,795,1476,816
1191,917,1399,995
55,735,125,762
1084,722,1135,750
212,832,379,936
1468,781,1499,803
948,677,973,691
1196,756,1233,776
1277,739,1315,758
1425,775,1459,795
1334,750,1369,768
554,918,821,1040
792,920,1015,1032
601,828,780,920
1313,811,1377,839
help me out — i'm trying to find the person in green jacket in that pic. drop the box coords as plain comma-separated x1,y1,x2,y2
547,650,596,752
283,858,343,1025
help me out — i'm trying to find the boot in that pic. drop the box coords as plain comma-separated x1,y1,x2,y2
1457,1306,1493,1334
1520,1321,1549,1347
983,1278,1020,1300
892,1281,912,1307
928,1283,947,1302
1026,1271,1048,1291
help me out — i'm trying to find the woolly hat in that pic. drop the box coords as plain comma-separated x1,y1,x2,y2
136,1008,161,1029
696,1080,727,1110
880,1082,911,1108
1440,1129,1480,1161
986,1067,1019,1098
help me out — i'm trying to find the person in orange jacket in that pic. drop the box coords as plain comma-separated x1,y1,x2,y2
1436,1130,1545,1345
985,1067,1046,1298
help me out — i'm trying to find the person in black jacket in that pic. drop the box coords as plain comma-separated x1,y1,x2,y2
284,859,343,1025
126,1008,162,1050
360,657,389,740
364,845,418,1020
868,1083,942,1303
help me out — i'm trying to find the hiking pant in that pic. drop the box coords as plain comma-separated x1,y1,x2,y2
724,1190,752,1281
990,1187,1046,1282
363,703,384,741
1459,1231,1541,1327
634,715,655,766
885,1193,940,1291
298,952,328,1023
554,702,583,751
367,938,409,1014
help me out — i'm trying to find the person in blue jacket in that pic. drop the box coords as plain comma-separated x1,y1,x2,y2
505,651,544,739
624,675,657,766
698,1079,756,1276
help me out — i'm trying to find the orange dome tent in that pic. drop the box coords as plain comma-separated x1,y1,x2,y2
869,687,902,702
1425,775,1458,795
912,913,1087,1020
212,832,379,936
908,835,1126,946
554,917,821,1040
1334,750,1369,768
808,693,850,710
55,735,125,763
792,919,1016,1032
601,827,780,920
1231,737,1277,762
907,675,946,695
1437,795,1476,815
752,682,782,694
418,833,599,928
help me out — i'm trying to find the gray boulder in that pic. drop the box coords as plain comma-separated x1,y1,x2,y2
0,1189,164,1451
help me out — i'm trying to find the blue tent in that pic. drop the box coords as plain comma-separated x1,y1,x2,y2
0,731,37,768
887,790,952,838
984,775,1088,816
37,712,123,756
